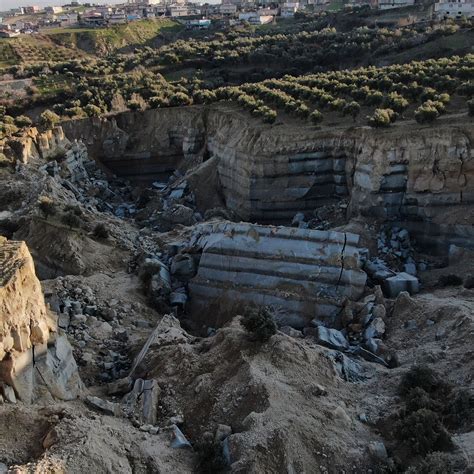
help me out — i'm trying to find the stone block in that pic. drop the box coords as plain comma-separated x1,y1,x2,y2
314,327,349,351
382,272,419,298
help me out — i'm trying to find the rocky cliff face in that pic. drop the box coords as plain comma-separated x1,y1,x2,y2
0,238,82,403
62,108,206,183
61,107,474,252
188,221,367,327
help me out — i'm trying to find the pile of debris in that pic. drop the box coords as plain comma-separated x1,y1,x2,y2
365,226,422,298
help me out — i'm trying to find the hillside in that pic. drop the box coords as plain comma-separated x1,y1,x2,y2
45,18,181,55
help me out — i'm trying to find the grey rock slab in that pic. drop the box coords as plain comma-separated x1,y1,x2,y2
1,384,16,403
85,395,120,416
170,425,192,449
215,424,232,443
382,272,419,298
314,327,349,351
368,441,388,461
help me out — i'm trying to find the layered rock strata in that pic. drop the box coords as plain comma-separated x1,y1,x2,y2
0,238,82,403
61,107,474,251
188,222,367,328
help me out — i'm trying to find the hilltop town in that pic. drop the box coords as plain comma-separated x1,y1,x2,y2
1,0,473,37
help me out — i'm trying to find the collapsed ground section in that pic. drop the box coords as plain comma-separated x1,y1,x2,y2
188,222,367,328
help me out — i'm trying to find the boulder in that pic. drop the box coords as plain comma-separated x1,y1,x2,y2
364,317,385,340
85,395,121,416
382,272,419,298
215,424,232,443
170,425,192,449
170,254,196,280
368,441,388,461
314,327,349,351
189,222,367,327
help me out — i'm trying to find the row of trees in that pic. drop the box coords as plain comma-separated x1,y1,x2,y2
1,54,472,137
129,23,463,73
5,18,468,84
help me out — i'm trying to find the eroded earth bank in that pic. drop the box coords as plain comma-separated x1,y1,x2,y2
0,106,473,473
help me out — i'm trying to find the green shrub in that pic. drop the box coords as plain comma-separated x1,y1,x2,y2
149,95,170,108
405,452,456,474
93,223,110,239
468,99,474,116
61,211,82,229
64,106,86,118
420,87,438,103
240,307,277,342
84,104,102,117
169,92,193,106
252,105,277,123
193,89,217,104
14,115,32,128
399,366,447,397
64,204,83,217
437,274,463,287
414,103,439,124
368,108,395,128
442,388,473,429
405,387,442,414
309,109,323,124
385,92,409,113
457,81,474,97
343,101,360,121
38,196,56,219
194,440,228,473
395,409,452,455
127,100,142,111
39,110,60,129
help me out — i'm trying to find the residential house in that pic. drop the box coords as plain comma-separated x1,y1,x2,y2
186,18,211,28
219,4,238,14
169,4,190,16
0,30,20,37
238,11,274,22
57,13,79,26
108,11,128,24
434,0,474,17
81,12,107,26
280,1,299,16
377,0,415,9
45,6,63,14
24,5,41,14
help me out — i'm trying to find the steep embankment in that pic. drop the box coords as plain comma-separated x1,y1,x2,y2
0,238,82,403
47,19,180,55
62,106,474,252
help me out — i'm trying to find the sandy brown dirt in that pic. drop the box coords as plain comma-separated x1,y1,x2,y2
2,402,195,474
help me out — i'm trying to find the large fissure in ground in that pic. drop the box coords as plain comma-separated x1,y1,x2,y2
1,109,473,473
62,106,474,253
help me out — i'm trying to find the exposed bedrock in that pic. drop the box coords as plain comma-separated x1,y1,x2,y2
62,107,474,251
0,238,83,403
188,221,367,328
62,108,206,183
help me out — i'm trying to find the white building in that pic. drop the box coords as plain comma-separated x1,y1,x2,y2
108,11,128,24
434,0,474,17
378,0,415,9
57,13,79,26
128,0,164,4
219,3,238,14
45,6,63,14
169,4,189,16
238,11,274,22
281,2,299,16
